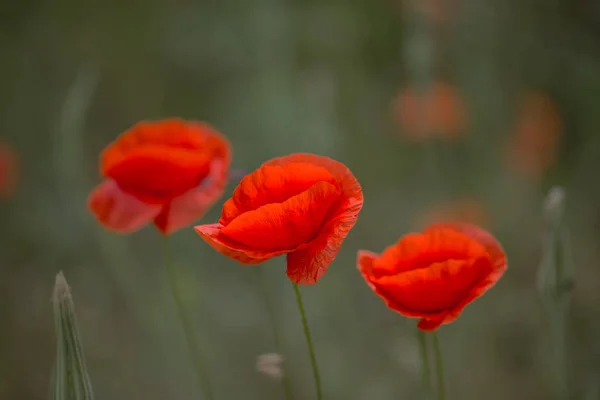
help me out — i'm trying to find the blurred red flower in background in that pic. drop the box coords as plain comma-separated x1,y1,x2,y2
88,119,231,234
0,141,18,198
357,223,506,331
391,82,467,141
195,153,364,285
506,92,562,178
410,0,461,25
416,198,489,229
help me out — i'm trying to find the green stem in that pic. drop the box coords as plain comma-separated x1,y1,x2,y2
258,268,295,400
292,283,323,400
418,330,432,394
549,227,572,399
432,331,446,400
163,238,214,400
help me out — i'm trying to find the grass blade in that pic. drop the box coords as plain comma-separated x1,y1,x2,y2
537,186,573,400
52,271,95,400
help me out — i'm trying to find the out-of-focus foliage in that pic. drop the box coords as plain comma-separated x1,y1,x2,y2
52,272,95,400
1,0,600,399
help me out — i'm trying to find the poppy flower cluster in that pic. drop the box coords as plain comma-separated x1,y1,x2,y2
85,117,510,400
88,118,507,327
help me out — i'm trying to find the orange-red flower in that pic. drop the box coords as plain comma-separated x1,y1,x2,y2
408,0,460,26
195,154,363,285
0,141,18,198
506,92,562,178
357,223,506,331
88,119,231,234
391,82,467,141
416,198,488,230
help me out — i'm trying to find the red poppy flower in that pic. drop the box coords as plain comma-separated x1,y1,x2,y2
391,82,467,141
88,119,231,234
0,141,18,198
411,0,461,26
357,223,506,331
195,154,363,285
416,198,489,230
506,92,562,178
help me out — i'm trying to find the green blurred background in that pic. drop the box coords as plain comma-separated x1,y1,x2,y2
1,0,600,399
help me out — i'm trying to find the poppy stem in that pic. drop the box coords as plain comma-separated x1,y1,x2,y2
292,283,323,400
432,331,446,400
257,268,295,400
418,330,432,394
163,238,214,400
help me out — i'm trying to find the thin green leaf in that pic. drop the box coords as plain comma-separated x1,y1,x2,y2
52,271,95,400
536,186,573,400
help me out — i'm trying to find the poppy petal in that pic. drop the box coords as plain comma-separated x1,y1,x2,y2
427,223,508,327
221,153,363,226
154,157,230,234
286,195,363,285
357,250,378,277
441,266,505,323
88,180,162,233
104,148,212,204
195,224,289,264
264,153,359,194
358,250,431,317
220,163,337,225
283,155,363,285
221,181,341,251
371,228,488,279
373,256,492,312
357,250,415,309
358,254,451,320
101,120,230,204
427,223,507,276
101,119,212,170
418,258,504,331
417,318,444,331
